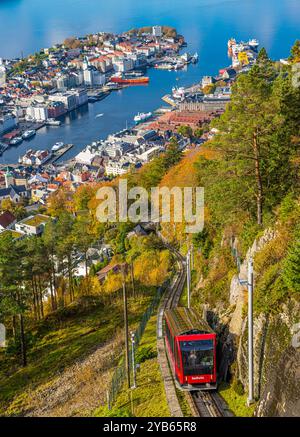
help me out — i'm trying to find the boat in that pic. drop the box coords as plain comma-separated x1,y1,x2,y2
95,113,104,118
51,142,64,152
124,71,144,77
248,38,259,49
0,142,9,155
191,52,199,63
154,63,175,70
22,129,36,140
172,86,186,100
134,112,152,124
111,73,149,85
47,118,62,126
180,52,192,64
9,136,23,146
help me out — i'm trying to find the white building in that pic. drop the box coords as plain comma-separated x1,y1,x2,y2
26,105,48,121
83,64,105,86
137,145,161,162
105,160,130,176
202,76,215,88
73,89,88,106
48,91,78,111
0,62,6,86
152,26,162,38
113,57,134,73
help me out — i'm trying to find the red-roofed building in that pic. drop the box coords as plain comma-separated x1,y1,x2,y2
0,210,16,230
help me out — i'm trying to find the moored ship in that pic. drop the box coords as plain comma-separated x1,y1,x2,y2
111,73,149,85
9,136,23,146
134,112,152,124
22,129,36,140
51,142,64,152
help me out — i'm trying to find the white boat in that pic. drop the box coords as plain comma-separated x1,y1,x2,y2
51,142,64,152
172,86,185,100
22,129,36,140
180,52,192,63
134,112,152,124
191,52,199,63
47,118,61,126
248,39,259,49
95,113,104,118
154,63,175,70
10,136,23,146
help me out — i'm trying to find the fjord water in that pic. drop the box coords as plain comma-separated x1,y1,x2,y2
0,0,300,164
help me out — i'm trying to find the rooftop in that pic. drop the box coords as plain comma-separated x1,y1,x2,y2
21,214,51,227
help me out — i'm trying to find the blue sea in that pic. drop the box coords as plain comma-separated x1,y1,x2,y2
0,0,299,163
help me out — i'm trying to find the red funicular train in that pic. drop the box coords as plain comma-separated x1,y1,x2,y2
164,307,217,390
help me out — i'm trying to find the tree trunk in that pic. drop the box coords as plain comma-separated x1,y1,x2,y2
32,278,39,321
19,313,27,367
38,276,44,318
12,315,17,342
49,273,56,311
253,131,263,225
68,254,74,303
130,261,135,298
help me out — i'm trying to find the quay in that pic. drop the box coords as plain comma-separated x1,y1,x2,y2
46,144,74,164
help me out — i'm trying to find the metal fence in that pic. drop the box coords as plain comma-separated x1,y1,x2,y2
107,282,168,409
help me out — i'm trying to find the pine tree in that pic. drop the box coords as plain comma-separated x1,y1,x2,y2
283,235,300,293
210,59,295,225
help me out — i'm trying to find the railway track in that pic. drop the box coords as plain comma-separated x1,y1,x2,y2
157,237,229,418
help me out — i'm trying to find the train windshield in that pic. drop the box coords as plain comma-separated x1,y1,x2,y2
180,339,214,375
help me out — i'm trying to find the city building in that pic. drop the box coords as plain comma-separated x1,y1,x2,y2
0,61,6,86
26,105,49,121
105,160,130,176
83,62,105,86
0,113,17,135
153,26,162,38
15,214,52,236
112,57,134,73
0,184,29,203
0,211,16,231
48,91,78,111
47,101,66,118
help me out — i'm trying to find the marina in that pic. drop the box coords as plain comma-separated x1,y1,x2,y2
0,0,299,166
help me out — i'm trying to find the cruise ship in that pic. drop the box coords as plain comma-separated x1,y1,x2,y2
22,129,36,140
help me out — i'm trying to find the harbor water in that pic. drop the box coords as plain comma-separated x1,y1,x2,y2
0,0,300,164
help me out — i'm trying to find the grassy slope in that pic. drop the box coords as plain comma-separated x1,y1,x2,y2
0,293,154,416
219,383,256,417
95,315,170,417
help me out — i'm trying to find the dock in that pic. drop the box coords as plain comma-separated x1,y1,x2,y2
48,144,74,164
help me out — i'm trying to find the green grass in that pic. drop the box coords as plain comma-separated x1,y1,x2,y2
95,315,170,417
0,293,155,416
219,382,256,417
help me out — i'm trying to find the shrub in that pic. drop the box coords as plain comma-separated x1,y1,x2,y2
232,379,245,396
136,346,157,364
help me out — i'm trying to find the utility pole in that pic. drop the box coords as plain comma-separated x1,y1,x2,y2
247,258,254,405
186,250,191,309
191,243,194,270
123,272,130,389
131,332,136,389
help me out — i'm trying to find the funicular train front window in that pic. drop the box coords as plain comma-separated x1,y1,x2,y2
181,339,214,375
